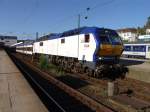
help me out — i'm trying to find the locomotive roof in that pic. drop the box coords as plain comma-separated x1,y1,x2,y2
36,27,115,42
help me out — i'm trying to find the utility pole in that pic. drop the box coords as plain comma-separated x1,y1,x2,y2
78,14,80,30
36,32,38,41
77,14,80,57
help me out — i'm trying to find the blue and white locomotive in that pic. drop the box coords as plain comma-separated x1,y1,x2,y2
16,27,124,77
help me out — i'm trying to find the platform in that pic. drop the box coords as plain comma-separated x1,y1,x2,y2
120,58,150,83
0,50,48,112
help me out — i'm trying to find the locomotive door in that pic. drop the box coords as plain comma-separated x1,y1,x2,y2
78,34,89,61
78,34,96,62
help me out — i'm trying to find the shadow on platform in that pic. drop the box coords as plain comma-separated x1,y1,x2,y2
119,59,144,66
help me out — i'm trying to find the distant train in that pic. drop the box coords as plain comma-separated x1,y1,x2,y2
16,44,33,54
122,43,150,59
15,27,124,77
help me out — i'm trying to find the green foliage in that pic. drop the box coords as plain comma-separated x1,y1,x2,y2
39,57,65,76
145,16,150,28
123,40,129,43
39,54,48,69
137,27,146,35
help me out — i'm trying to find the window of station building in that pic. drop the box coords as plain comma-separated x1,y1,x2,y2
61,38,65,44
84,34,90,43
39,42,43,46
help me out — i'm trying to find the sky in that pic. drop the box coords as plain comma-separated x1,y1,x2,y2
0,0,150,39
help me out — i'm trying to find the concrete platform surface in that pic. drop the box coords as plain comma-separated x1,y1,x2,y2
0,50,48,112
120,58,150,83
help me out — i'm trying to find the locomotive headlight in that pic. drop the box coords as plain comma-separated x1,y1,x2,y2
99,57,102,60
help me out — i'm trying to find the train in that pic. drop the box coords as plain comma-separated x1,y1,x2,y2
122,43,150,59
15,27,125,78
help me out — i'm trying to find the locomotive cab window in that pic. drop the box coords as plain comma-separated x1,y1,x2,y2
100,36,110,44
61,38,65,44
84,34,90,43
39,42,43,46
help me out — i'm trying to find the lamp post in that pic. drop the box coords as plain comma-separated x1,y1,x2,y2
77,14,80,57
77,8,90,57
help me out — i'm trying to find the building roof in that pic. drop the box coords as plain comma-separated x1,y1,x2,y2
117,28,137,33
0,36,17,39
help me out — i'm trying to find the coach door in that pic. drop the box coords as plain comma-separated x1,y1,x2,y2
146,46,150,59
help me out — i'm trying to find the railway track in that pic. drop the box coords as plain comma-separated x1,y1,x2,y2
8,51,116,112
8,51,150,112
10,53,96,112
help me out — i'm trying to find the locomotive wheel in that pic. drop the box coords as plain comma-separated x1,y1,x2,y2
84,68,93,77
93,71,101,78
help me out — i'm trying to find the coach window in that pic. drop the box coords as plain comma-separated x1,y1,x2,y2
40,42,43,46
148,46,150,51
124,46,131,51
61,38,65,44
84,34,90,43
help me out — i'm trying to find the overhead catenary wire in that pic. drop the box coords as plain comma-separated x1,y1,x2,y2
46,0,116,34
4,0,116,39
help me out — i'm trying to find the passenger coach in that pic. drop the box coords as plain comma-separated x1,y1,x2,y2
123,43,150,59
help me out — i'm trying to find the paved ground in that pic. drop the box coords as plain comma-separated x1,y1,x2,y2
120,58,150,83
0,50,48,112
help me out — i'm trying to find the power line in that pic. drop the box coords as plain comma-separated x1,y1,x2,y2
91,0,115,10
22,0,39,24
46,0,116,34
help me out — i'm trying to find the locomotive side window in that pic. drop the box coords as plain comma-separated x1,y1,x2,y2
40,42,43,46
61,38,65,44
84,34,90,43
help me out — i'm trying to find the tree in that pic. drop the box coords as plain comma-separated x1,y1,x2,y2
145,16,150,28
137,27,146,35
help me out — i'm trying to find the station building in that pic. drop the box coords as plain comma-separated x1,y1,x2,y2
117,28,138,42
146,28,150,35
0,36,17,47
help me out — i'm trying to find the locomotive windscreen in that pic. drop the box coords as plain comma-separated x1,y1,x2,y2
99,29,122,45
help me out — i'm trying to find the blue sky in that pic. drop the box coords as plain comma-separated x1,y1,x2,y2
0,0,150,39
